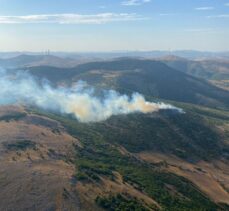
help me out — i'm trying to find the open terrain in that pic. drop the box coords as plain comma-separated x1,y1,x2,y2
0,102,228,210
0,54,229,210
0,106,81,210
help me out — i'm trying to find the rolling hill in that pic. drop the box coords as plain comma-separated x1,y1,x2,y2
0,54,93,68
23,59,229,108
155,56,229,90
159,56,229,80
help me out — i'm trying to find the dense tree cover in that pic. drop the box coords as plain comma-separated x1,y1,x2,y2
3,140,36,151
95,194,149,211
0,112,27,122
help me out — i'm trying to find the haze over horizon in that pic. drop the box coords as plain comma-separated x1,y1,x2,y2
0,0,228,52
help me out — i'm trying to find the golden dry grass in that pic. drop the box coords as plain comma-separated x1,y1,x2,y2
76,171,160,211
138,152,229,205
0,106,81,210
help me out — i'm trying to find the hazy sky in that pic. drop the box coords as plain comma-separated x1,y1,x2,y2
0,0,228,51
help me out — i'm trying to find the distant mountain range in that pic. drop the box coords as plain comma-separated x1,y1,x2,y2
0,54,96,68
1,52,228,81
0,50,229,60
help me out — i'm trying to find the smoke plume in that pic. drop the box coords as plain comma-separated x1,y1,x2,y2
0,69,183,122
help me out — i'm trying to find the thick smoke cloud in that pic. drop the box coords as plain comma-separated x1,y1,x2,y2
0,69,183,122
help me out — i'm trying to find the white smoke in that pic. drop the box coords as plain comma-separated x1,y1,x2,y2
0,69,183,122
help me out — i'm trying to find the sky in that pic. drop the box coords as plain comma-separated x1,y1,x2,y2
0,0,228,52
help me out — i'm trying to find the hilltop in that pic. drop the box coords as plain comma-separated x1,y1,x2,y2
22,59,229,108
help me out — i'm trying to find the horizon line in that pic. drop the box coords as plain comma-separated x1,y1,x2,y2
0,50,228,53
